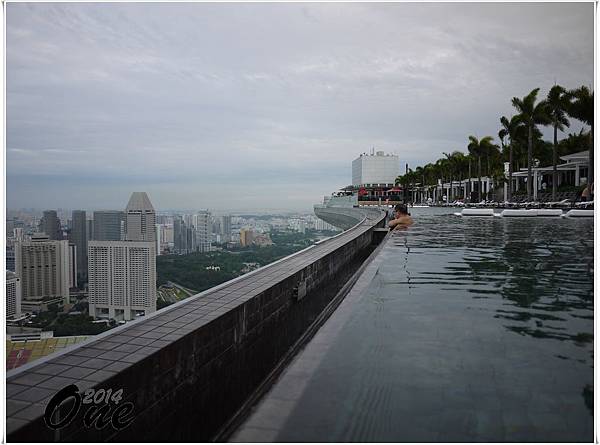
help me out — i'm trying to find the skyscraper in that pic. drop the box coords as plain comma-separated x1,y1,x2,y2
38,210,62,240
6,244,15,272
86,219,94,242
13,228,24,241
88,240,157,321
15,237,71,309
87,192,158,321
173,216,199,254
6,271,22,320
240,228,254,247
155,224,161,255
70,210,87,283
193,211,211,253
68,243,78,289
221,215,232,242
125,192,156,242
93,211,125,241
174,216,188,254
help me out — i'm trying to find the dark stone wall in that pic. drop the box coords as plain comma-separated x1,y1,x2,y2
7,208,385,442
113,228,377,442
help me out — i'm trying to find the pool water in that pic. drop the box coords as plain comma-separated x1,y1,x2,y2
234,208,594,442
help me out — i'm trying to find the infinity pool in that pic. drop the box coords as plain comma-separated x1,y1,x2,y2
232,208,594,442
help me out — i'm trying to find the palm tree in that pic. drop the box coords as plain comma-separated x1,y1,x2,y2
567,86,594,196
511,88,551,200
499,115,523,201
443,152,454,202
435,158,450,203
468,135,495,201
444,151,468,202
415,166,425,203
545,85,571,201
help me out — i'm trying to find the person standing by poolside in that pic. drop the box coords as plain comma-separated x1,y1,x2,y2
388,204,414,230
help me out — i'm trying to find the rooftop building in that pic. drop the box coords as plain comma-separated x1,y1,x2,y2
14,237,72,308
6,271,22,320
352,150,400,187
88,240,157,321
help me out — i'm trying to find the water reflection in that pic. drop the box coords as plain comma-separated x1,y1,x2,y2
393,213,593,350
239,209,594,442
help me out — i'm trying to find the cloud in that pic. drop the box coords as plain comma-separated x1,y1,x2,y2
6,2,593,211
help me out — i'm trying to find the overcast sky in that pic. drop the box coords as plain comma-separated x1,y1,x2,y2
7,2,594,212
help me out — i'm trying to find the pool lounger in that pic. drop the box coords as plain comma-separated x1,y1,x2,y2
564,209,594,218
460,209,495,217
537,209,564,217
500,209,538,217
500,209,564,217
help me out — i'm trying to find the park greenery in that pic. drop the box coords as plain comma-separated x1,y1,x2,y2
156,229,339,304
395,85,594,202
27,302,115,336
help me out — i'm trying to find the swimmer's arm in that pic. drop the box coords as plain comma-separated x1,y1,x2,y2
389,216,414,229
388,218,401,228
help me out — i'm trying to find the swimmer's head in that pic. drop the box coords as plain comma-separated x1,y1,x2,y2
394,204,409,216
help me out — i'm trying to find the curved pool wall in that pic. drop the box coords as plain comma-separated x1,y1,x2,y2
314,204,369,230
6,207,386,442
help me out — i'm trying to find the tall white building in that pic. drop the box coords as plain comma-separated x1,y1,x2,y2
13,228,24,241
193,211,212,253
125,192,156,242
6,271,22,319
352,151,400,186
88,240,156,321
68,243,78,289
156,223,173,253
221,215,232,242
15,237,71,307
88,191,158,321
155,224,161,255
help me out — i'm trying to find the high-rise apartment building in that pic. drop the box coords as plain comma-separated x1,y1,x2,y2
86,219,94,242
93,211,125,241
6,218,14,238
173,215,206,254
38,210,62,240
221,215,232,242
88,241,157,321
68,243,78,289
159,224,174,249
6,271,22,319
174,216,188,254
193,211,211,253
240,228,254,247
15,237,71,308
125,192,156,242
6,245,15,272
155,224,161,255
13,228,24,241
70,210,87,283
88,192,158,321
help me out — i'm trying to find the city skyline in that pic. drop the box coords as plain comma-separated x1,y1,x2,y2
7,2,593,210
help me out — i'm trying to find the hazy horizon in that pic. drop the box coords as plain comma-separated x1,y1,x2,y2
7,2,593,211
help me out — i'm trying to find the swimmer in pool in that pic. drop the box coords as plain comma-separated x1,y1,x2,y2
388,204,414,230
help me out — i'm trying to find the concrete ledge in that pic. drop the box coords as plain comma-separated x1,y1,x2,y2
7,207,386,442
